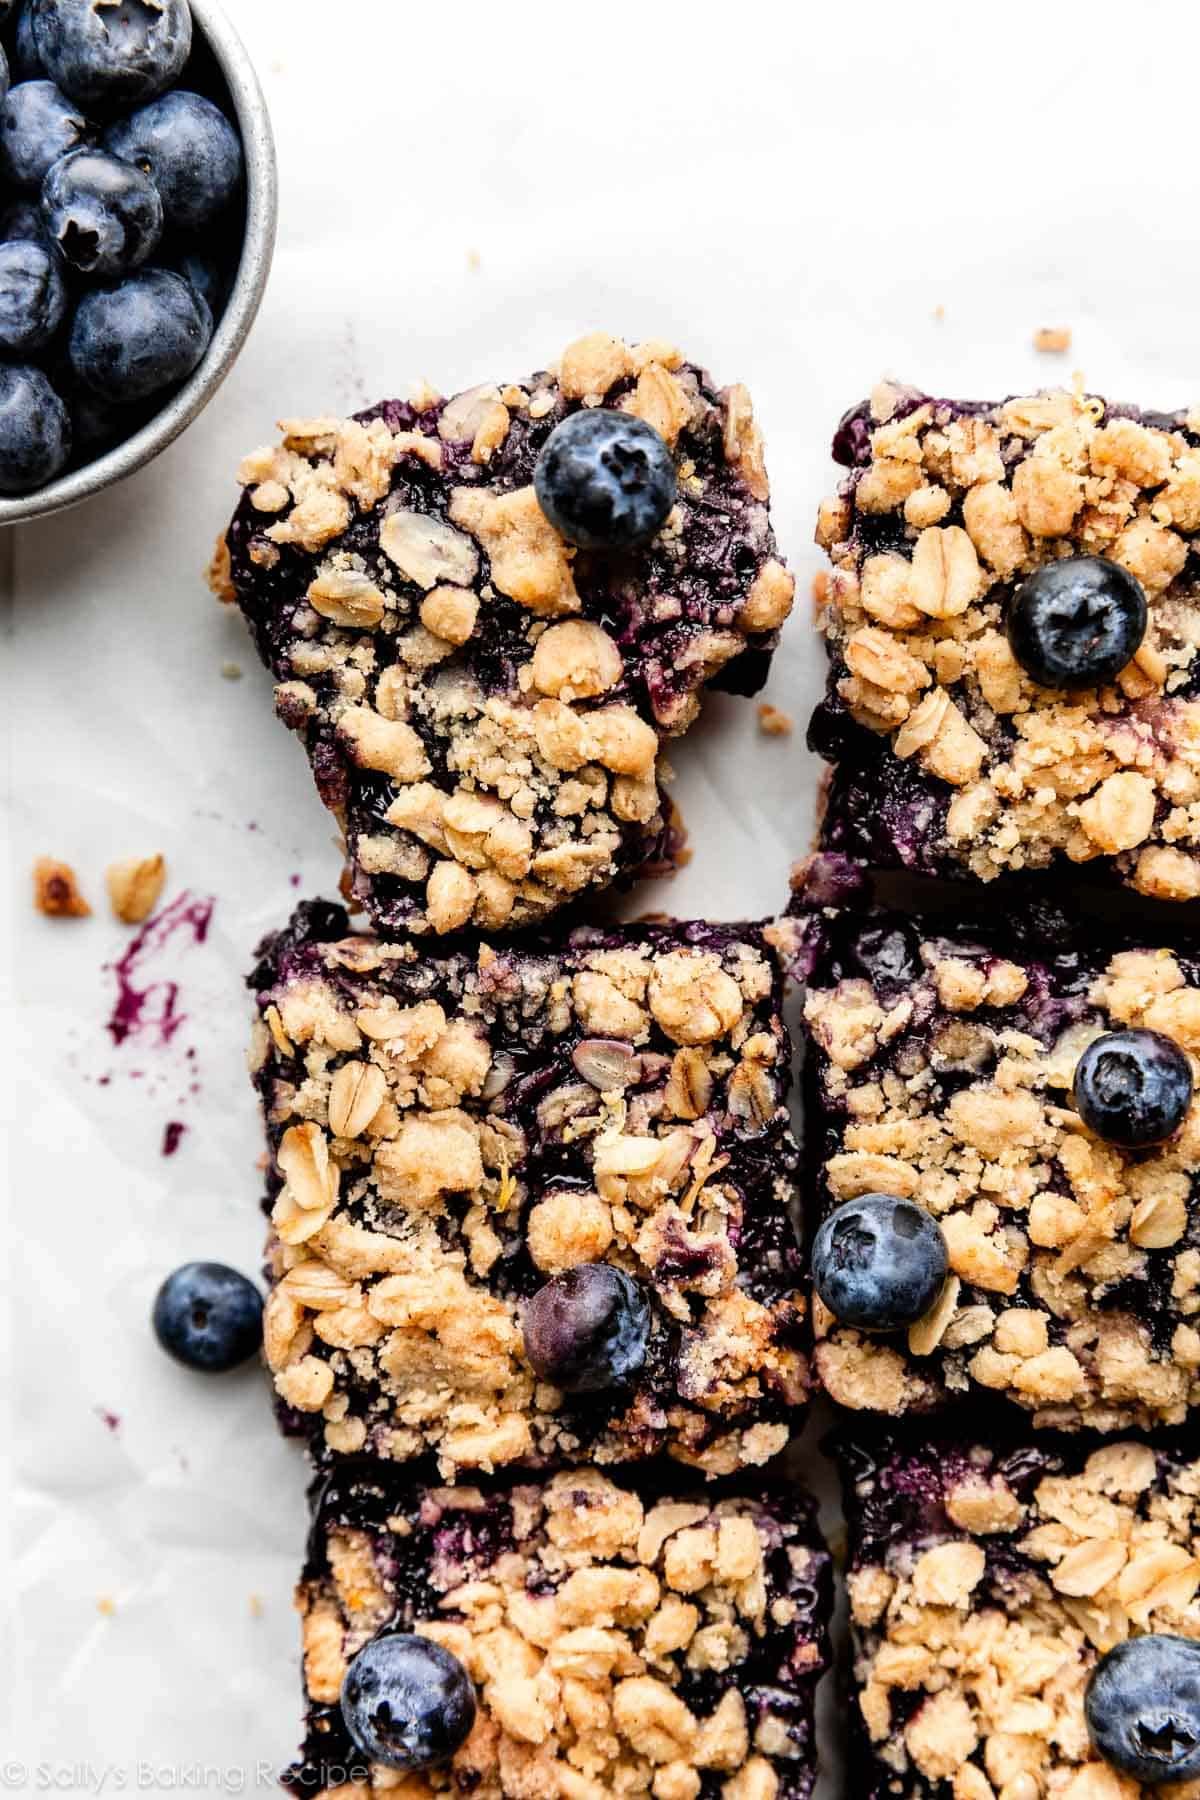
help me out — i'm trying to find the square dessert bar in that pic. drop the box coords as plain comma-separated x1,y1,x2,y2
250,900,809,1479
214,332,795,936
838,1427,1200,1800
811,381,1200,900
790,867,1200,1430
287,1462,831,1799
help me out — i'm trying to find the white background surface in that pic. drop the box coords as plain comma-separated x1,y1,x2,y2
6,0,1200,1791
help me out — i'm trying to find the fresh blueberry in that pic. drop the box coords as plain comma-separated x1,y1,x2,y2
1086,1635,1200,1784
152,1261,263,1372
522,1264,651,1394
812,1193,949,1332
164,245,226,318
534,409,677,550
65,376,151,454
341,1635,476,1772
1073,1028,1193,1148
69,266,211,401
0,362,69,491
105,90,242,233
30,0,191,116
0,79,90,191
0,38,10,106
42,145,162,275
0,237,66,351
1007,555,1148,689
0,194,51,241
10,5,47,80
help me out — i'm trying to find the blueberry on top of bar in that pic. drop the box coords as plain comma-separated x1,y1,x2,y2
812,382,1200,901
286,1461,831,1800
213,333,794,937
788,868,1200,1431
250,900,808,1479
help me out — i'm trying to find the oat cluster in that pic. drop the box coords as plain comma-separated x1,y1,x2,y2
296,1468,830,1799
816,383,1200,897
802,927,1200,1431
252,907,807,1481
217,333,794,935
844,1435,1200,1800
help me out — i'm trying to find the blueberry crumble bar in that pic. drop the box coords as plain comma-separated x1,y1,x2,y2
249,900,808,1478
811,381,1200,901
287,1461,831,1798
214,332,795,935
787,867,1200,1430
838,1427,1200,1799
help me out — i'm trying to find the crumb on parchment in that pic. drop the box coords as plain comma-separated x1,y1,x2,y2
758,703,794,737
106,854,167,925
34,858,90,918
1034,326,1072,353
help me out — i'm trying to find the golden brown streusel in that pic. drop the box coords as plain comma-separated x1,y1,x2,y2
33,857,90,918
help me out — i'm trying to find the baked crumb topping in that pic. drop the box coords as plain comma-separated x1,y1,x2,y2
815,384,1200,896
252,903,808,1479
106,853,166,924
291,1467,830,1800
217,334,794,936
33,856,90,918
799,904,1200,1431
842,1432,1200,1800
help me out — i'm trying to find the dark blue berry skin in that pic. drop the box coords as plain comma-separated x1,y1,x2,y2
105,90,242,233
0,362,69,490
1007,555,1148,689
0,79,90,191
0,38,10,106
1073,1028,1194,1149
522,1264,651,1394
341,1635,476,1772
10,5,46,79
0,237,66,351
0,194,51,241
165,245,226,318
152,1262,263,1373
30,0,191,117
1086,1635,1200,1784
69,265,210,401
42,145,162,276
812,1193,949,1332
534,409,677,550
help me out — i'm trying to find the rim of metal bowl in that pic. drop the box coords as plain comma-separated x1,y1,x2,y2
0,0,279,527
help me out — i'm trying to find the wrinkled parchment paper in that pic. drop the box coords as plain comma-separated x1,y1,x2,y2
7,0,1200,1788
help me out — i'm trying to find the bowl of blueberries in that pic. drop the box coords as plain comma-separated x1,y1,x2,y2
0,0,277,521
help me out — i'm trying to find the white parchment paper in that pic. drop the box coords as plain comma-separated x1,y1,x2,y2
7,0,1200,1789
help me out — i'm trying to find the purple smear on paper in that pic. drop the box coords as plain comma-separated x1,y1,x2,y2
106,892,215,1049
162,1120,187,1157
95,1407,121,1434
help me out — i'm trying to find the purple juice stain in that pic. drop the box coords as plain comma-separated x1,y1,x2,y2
162,1120,187,1156
95,1407,121,1434
106,891,215,1049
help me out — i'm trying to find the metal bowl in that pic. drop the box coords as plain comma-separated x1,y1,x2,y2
0,0,278,526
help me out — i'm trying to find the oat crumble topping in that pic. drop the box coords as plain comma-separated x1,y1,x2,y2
839,1429,1200,1800
812,384,1200,899
33,856,90,918
287,1464,830,1799
215,334,794,936
790,877,1200,1432
250,901,808,1479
